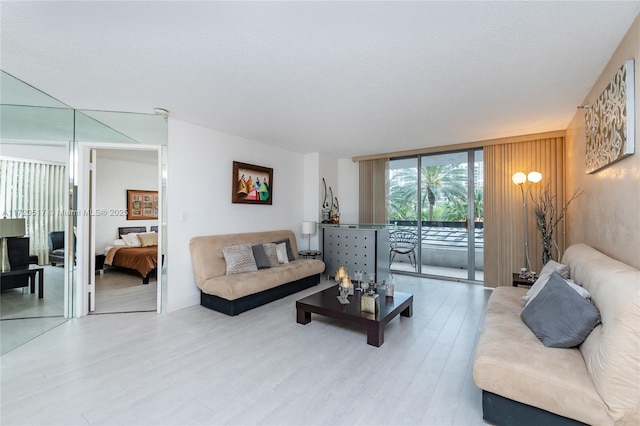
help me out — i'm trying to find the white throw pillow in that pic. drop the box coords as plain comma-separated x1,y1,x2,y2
120,233,141,247
112,239,126,247
276,243,289,264
522,260,571,303
523,271,591,307
540,260,570,279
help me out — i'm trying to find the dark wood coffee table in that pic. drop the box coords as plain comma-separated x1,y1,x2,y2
0,265,44,298
296,286,413,347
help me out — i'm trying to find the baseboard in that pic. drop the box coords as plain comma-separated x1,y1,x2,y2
165,294,200,313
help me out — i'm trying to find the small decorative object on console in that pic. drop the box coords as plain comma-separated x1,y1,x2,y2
353,270,363,290
338,276,351,304
361,291,379,314
385,279,394,297
335,266,347,283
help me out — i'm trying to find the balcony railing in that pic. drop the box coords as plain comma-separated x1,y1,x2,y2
390,220,484,249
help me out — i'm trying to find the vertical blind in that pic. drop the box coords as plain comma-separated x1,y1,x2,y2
357,135,565,287
0,158,66,264
359,158,389,224
484,136,565,287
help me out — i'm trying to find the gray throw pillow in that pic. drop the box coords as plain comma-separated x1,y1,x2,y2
262,243,280,267
251,244,271,269
521,272,600,348
221,244,258,275
272,238,295,261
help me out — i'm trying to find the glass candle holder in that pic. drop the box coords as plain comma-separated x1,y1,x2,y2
385,282,394,297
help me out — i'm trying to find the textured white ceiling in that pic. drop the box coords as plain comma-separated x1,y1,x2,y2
2,1,639,158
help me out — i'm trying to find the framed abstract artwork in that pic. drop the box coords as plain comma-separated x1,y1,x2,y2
232,161,273,205
126,189,158,220
585,59,635,174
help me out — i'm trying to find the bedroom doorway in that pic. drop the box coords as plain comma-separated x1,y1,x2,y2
76,141,165,317
89,148,160,314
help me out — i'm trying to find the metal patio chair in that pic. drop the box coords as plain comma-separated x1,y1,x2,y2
389,229,419,270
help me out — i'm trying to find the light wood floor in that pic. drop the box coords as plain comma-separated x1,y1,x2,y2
0,275,492,425
1,266,156,355
92,268,157,314
1,265,67,355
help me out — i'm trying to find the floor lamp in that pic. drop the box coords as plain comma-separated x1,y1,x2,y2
0,218,26,272
512,171,542,274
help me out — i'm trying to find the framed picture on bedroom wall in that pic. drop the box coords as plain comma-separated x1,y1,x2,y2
232,161,273,205
126,189,159,220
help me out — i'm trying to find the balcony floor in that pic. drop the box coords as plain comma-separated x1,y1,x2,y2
391,261,484,282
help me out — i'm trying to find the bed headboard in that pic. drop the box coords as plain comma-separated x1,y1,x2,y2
118,226,147,237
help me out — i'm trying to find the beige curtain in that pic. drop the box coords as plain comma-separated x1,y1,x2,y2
484,136,565,287
0,158,66,264
358,158,389,224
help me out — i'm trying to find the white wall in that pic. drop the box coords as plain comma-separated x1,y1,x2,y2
166,119,307,312
300,152,359,250
0,141,67,164
337,158,359,224
94,154,158,251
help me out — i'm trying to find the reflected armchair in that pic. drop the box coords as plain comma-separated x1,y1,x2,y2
49,231,75,266
1,237,30,291
389,229,419,270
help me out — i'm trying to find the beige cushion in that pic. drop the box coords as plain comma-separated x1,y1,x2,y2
199,259,325,300
562,244,640,425
137,232,158,247
473,287,609,425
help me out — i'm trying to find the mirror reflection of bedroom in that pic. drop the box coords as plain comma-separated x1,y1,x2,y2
0,141,71,354
91,149,158,314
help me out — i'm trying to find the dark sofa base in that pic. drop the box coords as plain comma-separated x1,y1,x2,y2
482,391,588,426
200,273,321,316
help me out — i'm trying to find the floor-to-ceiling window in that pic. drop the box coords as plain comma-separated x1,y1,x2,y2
388,149,483,282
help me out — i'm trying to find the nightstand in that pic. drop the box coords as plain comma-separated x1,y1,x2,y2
512,272,535,287
95,254,106,274
298,250,321,259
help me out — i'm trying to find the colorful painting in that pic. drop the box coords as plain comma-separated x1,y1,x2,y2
232,161,273,205
127,189,159,220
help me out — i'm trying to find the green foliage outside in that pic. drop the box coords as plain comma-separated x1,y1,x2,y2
389,165,484,222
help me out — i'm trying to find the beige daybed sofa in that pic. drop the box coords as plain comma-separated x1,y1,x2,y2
190,230,325,315
473,243,640,426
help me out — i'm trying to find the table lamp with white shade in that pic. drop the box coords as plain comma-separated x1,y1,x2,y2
0,218,26,272
301,221,316,254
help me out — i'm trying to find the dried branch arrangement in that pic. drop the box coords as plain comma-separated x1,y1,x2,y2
530,185,583,264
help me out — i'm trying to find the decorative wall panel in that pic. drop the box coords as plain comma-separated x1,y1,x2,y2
585,59,635,174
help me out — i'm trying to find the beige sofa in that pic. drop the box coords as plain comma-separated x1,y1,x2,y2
473,243,639,425
190,230,325,315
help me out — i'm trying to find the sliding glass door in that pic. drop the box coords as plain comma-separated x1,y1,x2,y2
388,149,483,282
